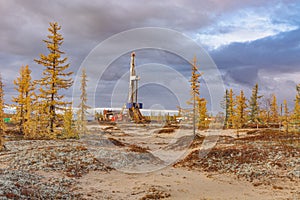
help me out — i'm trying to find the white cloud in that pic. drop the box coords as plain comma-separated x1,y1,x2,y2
194,8,298,50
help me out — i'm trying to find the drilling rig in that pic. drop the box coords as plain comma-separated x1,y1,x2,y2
126,52,147,123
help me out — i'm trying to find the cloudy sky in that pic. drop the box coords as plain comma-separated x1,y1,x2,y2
1,0,299,112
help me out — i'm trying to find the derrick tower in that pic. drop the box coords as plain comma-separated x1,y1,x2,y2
126,52,146,123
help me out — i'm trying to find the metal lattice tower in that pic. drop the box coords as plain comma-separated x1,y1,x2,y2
126,52,146,123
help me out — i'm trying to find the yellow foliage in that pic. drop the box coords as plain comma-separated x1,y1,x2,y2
187,56,204,134
34,22,73,135
76,68,90,133
197,99,208,129
187,56,203,105
293,84,300,123
249,83,260,123
12,65,35,134
62,107,78,139
227,89,235,128
234,90,247,129
0,74,5,150
23,100,52,139
0,74,5,134
270,94,279,123
282,99,290,133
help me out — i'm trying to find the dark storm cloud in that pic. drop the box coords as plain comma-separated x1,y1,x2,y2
0,0,277,56
211,28,300,86
0,0,299,109
0,0,220,79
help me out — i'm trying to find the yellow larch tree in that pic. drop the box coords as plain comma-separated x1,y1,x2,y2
34,22,73,136
187,56,201,105
234,90,247,129
249,83,261,123
12,65,35,135
76,68,90,133
187,56,203,135
227,89,235,128
259,109,268,126
222,89,230,129
26,99,49,139
282,99,289,133
293,84,300,127
197,98,208,129
62,106,78,139
0,74,5,150
270,94,279,124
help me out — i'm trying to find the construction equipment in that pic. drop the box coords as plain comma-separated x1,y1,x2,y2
126,52,148,123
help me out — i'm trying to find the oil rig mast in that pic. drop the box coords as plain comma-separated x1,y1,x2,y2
126,52,146,123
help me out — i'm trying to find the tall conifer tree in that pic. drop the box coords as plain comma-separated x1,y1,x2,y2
293,84,300,126
0,74,5,150
270,94,279,124
197,98,208,129
187,56,202,135
222,89,230,129
34,22,73,135
76,68,90,133
12,65,35,134
62,106,77,139
235,90,247,129
227,89,235,128
249,83,260,123
283,99,289,133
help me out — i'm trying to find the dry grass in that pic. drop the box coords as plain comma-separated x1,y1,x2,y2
164,134,204,151
108,137,125,147
241,129,300,147
154,128,175,134
0,135,5,151
163,124,180,129
76,145,88,151
174,129,300,182
139,186,171,200
128,144,149,153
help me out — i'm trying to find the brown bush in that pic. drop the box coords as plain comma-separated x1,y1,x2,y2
76,145,88,151
155,128,175,134
163,124,180,129
0,136,4,151
108,137,125,147
128,144,149,153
